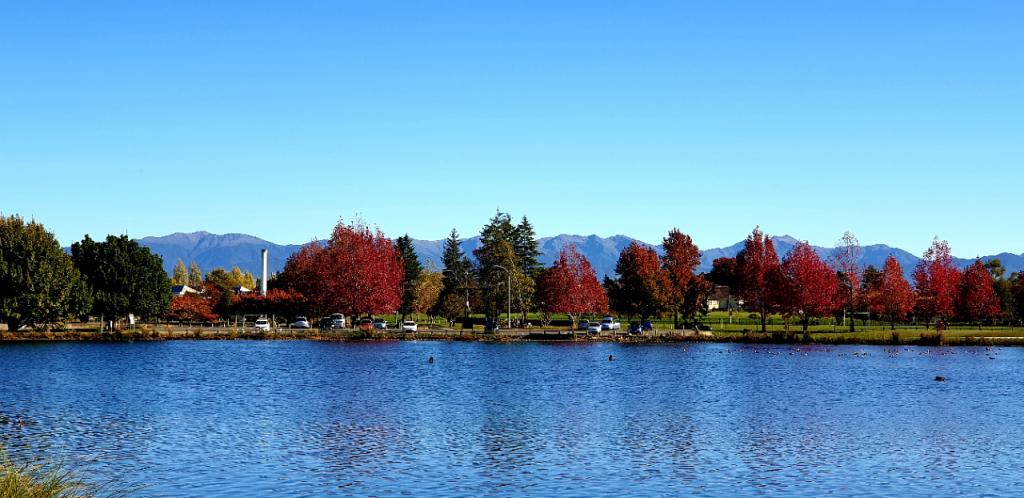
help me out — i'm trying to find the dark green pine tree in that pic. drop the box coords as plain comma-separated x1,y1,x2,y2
395,235,423,321
437,229,473,320
475,211,536,324
513,216,543,278
71,234,171,321
512,216,542,322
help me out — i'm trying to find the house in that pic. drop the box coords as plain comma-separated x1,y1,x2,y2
707,285,742,311
170,285,200,297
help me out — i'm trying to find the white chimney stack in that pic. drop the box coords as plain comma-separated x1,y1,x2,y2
260,248,268,296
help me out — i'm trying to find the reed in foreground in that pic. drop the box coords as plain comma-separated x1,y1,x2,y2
0,450,93,498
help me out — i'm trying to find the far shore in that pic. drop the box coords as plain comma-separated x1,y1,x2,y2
1,325,1022,347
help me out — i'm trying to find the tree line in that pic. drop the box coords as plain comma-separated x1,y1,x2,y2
3,213,1024,331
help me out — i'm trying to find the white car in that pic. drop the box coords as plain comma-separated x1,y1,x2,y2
292,316,310,329
402,321,417,332
254,318,271,331
601,316,621,331
587,322,602,334
373,319,388,330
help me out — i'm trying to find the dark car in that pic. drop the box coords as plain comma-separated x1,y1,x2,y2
628,322,642,335
318,317,333,330
641,320,654,331
358,318,374,331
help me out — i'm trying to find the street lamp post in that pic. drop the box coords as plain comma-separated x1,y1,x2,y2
493,265,512,329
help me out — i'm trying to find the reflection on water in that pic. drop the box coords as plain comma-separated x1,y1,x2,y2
1,341,1023,496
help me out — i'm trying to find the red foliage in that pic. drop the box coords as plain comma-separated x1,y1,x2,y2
661,229,701,314
230,288,309,319
278,220,403,317
866,256,916,329
168,284,219,323
957,259,1002,323
612,242,672,319
780,242,839,331
736,227,783,332
913,238,961,325
707,257,739,289
539,245,609,324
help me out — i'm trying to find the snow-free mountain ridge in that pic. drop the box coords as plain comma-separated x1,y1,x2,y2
132,231,1024,282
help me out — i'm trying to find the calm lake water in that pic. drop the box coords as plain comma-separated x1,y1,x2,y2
1,340,1022,496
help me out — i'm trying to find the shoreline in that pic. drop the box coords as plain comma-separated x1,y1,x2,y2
1,327,1022,347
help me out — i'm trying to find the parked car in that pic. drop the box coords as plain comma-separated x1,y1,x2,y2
330,313,346,329
402,321,417,332
358,318,374,331
254,317,271,331
601,316,621,331
292,316,310,329
628,322,642,335
578,320,591,331
372,318,388,330
587,322,602,334
641,320,654,331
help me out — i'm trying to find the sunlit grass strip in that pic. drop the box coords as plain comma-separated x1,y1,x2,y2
0,450,93,498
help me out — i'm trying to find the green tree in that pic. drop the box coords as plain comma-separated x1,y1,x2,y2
0,215,92,331
395,235,423,321
204,268,238,316
986,259,1016,322
71,234,171,321
475,212,533,324
512,216,542,322
188,261,202,287
171,258,188,285
437,228,474,321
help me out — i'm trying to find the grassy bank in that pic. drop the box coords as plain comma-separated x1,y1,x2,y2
3,323,1024,347
0,450,93,498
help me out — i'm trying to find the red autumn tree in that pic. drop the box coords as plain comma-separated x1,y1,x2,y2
780,242,839,332
230,288,309,320
167,283,220,323
866,256,916,329
913,238,961,328
276,219,403,319
318,220,403,317
538,244,609,328
707,257,739,289
736,227,783,333
832,231,863,332
957,259,1002,324
661,228,702,327
275,242,323,298
609,242,671,319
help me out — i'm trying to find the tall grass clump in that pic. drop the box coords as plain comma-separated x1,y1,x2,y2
0,450,92,498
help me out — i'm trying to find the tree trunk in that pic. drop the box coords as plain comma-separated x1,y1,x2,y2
760,309,767,333
802,316,810,332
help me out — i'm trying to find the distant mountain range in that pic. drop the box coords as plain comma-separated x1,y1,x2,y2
134,231,1024,281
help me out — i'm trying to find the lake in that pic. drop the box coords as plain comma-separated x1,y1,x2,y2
1,340,1022,496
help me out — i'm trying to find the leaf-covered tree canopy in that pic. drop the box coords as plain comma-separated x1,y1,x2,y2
0,215,92,330
71,234,171,320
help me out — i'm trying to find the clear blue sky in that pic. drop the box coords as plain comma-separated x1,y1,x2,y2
2,1,1021,257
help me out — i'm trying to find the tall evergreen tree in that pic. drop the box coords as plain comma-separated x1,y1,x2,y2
475,212,532,324
395,235,423,321
71,234,171,321
171,258,188,285
0,215,92,331
513,216,543,277
437,229,473,321
188,261,203,287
